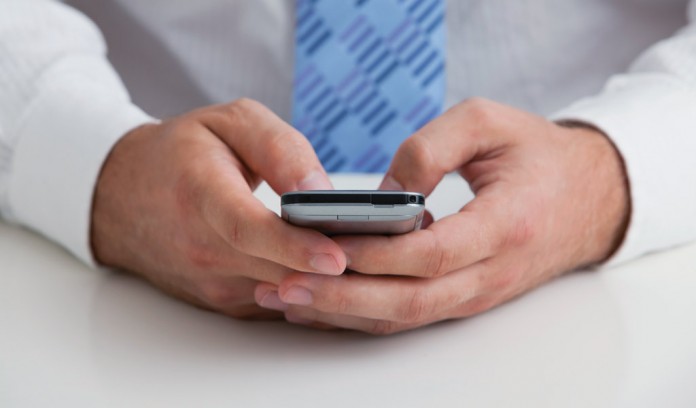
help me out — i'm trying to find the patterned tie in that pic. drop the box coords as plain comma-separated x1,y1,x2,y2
292,0,446,173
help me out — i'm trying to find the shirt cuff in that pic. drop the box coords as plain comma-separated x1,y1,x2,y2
8,82,153,267
552,73,696,267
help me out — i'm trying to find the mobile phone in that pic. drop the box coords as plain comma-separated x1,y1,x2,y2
281,190,425,235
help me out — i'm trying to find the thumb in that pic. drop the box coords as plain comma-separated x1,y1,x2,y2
379,99,514,195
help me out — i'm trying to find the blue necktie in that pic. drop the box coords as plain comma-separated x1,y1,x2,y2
292,0,446,173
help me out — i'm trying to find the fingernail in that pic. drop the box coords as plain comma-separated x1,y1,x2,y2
337,246,353,267
285,312,314,325
298,170,333,191
258,290,289,312
310,253,342,275
283,286,313,306
379,175,403,191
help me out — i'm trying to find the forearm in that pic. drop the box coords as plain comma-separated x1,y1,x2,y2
0,0,153,264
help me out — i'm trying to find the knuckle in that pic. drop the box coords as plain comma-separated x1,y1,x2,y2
461,97,497,130
489,268,524,292
227,213,244,247
229,97,263,114
399,288,430,324
222,202,267,251
226,209,258,250
334,294,353,315
327,279,352,314
503,216,536,249
220,98,264,129
266,129,308,161
167,116,201,139
463,296,496,316
422,233,450,278
398,135,436,172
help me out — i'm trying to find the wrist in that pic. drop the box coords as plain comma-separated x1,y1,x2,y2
90,122,159,268
558,121,631,267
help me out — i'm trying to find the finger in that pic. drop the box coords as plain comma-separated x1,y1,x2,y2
179,230,297,284
203,98,333,193
157,274,284,320
234,259,291,286
202,251,296,286
274,265,486,323
284,307,418,335
380,98,531,195
335,198,508,277
211,278,283,320
254,282,289,312
283,292,501,334
252,285,342,332
421,209,435,229
196,158,347,275
252,287,341,330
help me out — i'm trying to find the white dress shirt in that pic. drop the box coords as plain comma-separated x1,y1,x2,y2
1,0,695,267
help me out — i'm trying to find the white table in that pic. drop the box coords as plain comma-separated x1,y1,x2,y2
2,175,695,407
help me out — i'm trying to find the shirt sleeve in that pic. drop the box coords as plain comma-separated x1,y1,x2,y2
0,0,154,265
552,1,696,266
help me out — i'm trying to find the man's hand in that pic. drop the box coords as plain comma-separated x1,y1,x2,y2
256,98,630,333
91,99,347,319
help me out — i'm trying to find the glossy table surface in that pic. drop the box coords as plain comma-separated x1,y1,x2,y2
2,175,695,407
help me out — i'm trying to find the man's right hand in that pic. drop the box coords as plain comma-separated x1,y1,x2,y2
91,99,347,319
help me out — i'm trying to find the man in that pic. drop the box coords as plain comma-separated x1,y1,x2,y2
1,0,695,334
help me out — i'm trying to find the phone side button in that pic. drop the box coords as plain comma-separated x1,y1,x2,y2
338,215,369,221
